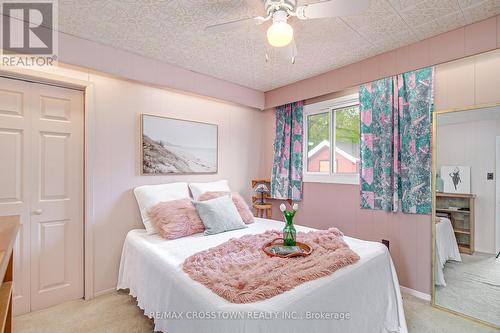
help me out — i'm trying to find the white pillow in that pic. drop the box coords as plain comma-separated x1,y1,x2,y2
189,180,230,200
133,182,190,234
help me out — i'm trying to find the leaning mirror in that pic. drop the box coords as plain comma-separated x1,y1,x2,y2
432,105,500,329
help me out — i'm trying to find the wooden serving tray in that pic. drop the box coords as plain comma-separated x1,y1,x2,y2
262,238,313,258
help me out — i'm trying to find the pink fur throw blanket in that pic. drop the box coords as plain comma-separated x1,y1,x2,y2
182,228,360,303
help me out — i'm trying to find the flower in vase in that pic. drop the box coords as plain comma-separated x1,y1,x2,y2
280,203,299,213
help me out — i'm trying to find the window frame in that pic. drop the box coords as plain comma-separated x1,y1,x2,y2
303,93,360,185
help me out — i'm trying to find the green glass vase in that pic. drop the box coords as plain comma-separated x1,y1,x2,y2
282,210,297,246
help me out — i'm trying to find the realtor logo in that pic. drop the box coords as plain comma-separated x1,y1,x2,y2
1,0,57,65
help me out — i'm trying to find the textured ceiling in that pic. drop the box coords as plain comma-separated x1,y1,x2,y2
58,0,500,91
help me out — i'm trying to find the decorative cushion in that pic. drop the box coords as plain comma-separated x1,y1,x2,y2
148,198,205,240
133,182,190,234
189,180,230,200
199,191,254,224
193,195,247,235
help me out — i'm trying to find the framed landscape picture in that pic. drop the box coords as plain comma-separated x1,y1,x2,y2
141,114,218,174
441,165,470,194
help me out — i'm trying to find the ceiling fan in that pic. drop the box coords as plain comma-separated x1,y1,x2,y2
205,0,370,57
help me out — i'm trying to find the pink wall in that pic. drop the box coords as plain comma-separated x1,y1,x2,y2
86,74,267,295
263,49,500,295
265,15,500,108
268,184,431,294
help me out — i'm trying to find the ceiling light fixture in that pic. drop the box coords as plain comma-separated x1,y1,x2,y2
266,10,293,48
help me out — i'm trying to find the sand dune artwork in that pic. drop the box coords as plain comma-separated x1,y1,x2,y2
141,115,217,174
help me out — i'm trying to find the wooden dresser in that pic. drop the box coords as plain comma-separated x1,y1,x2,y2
0,216,20,333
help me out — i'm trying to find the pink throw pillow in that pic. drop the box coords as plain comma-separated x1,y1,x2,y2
148,198,204,240
199,191,254,224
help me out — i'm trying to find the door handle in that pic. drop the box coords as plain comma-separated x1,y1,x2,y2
32,209,43,215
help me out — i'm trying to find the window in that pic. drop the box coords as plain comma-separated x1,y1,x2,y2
303,94,360,184
306,112,330,172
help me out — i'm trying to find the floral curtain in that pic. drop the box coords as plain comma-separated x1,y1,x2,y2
270,101,304,201
360,67,434,214
359,77,395,212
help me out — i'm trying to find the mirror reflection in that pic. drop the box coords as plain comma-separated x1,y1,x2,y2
433,106,500,328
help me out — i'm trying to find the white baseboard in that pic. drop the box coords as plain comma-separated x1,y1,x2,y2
93,287,117,298
400,286,431,302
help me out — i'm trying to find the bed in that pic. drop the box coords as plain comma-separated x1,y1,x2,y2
118,218,407,333
435,217,462,287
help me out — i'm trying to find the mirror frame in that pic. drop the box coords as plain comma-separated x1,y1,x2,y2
431,102,500,330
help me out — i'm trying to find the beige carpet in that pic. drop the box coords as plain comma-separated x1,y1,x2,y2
14,291,499,333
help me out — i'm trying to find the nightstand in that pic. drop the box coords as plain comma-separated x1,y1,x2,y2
252,203,272,219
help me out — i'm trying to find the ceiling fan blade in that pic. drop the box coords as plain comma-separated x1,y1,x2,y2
205,16,266,34
299,0,370,19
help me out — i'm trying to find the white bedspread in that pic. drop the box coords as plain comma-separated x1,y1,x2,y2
435,217,462,287
118,218,407,333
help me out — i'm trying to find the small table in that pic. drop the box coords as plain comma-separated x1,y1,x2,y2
253,203,272,219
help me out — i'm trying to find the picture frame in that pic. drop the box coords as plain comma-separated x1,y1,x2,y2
441,165,471,194
141,114,218,175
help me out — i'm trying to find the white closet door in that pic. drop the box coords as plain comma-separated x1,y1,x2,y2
0,77,31,315
0,77,84,314
29,82,84,311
